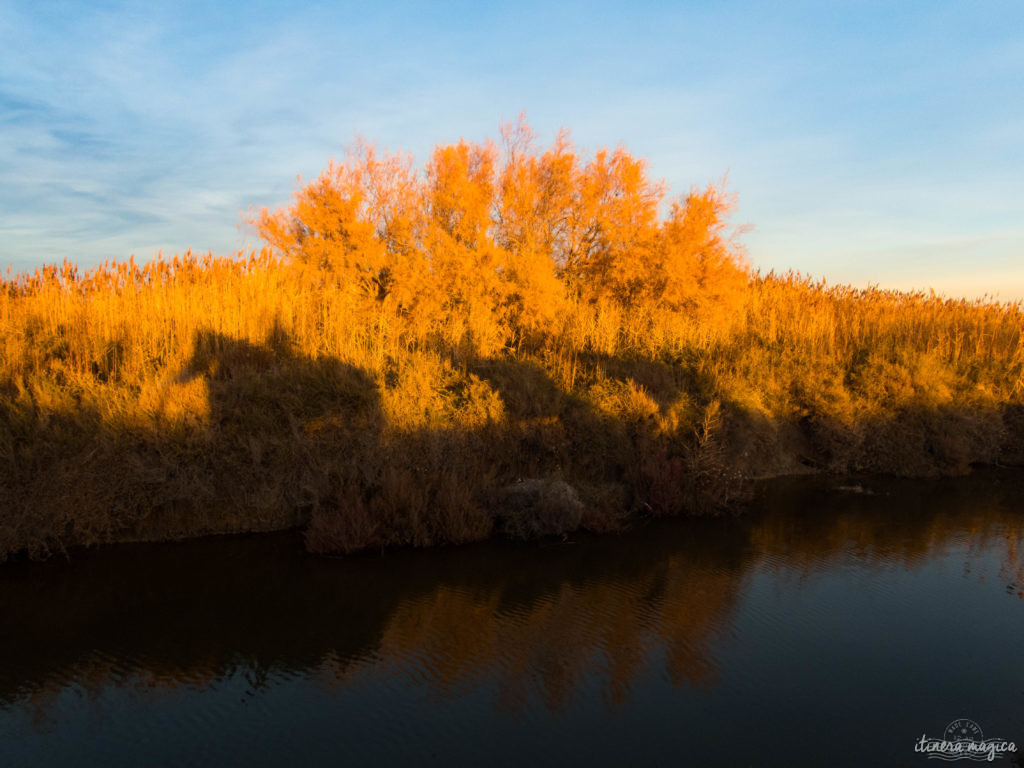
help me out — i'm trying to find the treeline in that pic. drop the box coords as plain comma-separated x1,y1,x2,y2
2,121,1023,560
254,117,747,354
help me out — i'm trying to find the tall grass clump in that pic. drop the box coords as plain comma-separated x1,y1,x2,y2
2,118,1022,560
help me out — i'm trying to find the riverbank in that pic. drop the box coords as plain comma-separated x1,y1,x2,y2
2,255,1023,561
3,128,1023,561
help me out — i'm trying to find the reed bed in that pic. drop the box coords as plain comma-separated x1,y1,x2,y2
3,123,1022,560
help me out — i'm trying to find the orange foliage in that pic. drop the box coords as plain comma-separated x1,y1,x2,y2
654,182,748,317
423,139,507,352
251,118,748,350
567,146,666,302
494,119,571,333
255,140,426,310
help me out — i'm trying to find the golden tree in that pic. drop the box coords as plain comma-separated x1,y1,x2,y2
254,139,426,310
494,118,570,335
422,139,508,352
569,147,666,303
654,182,748,317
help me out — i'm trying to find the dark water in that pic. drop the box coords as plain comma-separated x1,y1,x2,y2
2,470,1023,767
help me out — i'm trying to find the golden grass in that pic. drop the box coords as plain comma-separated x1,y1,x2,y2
2,249,1021,561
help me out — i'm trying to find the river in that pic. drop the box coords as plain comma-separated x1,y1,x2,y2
2,469,1022,766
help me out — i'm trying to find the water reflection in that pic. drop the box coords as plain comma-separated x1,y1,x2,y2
1,470,1023,766
0,517,751,712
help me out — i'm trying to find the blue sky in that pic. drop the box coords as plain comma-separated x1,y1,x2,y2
2,0,1022,299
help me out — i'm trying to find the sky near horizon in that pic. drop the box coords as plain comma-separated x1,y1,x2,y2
2,1,1022,300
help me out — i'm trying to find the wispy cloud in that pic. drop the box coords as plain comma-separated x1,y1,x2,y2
1,0,1022,297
